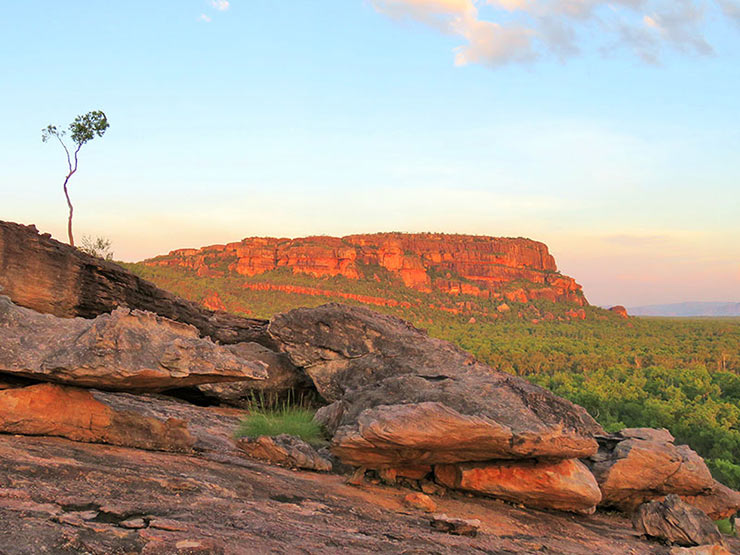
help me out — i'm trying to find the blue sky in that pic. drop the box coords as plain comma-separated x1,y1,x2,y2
1,1,738,306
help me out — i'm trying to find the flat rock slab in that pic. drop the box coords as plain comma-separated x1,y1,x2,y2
589,428,715,511
430,514,481,537
271,304,603,466
236,434,332,472
0,295,267,391
1,434,731,554
0,383,194,452
435,458,602,514
633,495,723,547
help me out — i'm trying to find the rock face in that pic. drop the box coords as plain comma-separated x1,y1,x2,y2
270,304,603,466
236,434,332,472
435,459,602,514
609,305,629,318
0,383,193,452
589,428,714,511
195,342,311,406
145,232,586,306
681,480,740,520
633,495,723,547
0,221,272,346
0,295,267,391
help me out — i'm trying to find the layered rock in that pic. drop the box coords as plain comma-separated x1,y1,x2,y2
145,232,586,306
0,221,272,346
435,459,602,514
588,428,715,511
0,383,193,452
270,304,603,466
236,434,332,472
633,495,723,547
0,295,266,391
195,342,311,407
681,481,740,520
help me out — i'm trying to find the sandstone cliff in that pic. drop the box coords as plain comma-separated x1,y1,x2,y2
144,232,586,307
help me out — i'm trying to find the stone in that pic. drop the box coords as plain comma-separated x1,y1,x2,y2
588,428,715,511
609,306,629,318
235,434,332,472
269,304,603,466
195,342,311,407
429,514,480,537
434,459,602,514
670,546,732,555
0,295,267,391
633,495,723,547
681,480,740,520
119,518,147,529
0,383,194,452
0,220,272,346
403,493,437,513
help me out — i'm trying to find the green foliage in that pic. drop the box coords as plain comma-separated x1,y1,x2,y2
69,110,109,145
79,235,114,261
235,407,324,446
716,518,736,536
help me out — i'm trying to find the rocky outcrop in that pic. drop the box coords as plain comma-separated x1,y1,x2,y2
588,428,715,511
0,221,272,346
609,305,629,318
0,383,193,452
434,459,602,514
236,434,332,472
633,495,723,547
271,304,603,467
0,295,266,391
145,232,586,306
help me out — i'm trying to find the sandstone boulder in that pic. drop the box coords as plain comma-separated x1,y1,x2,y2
0,383,193,452
195,342,311,407
0,296,267,391
682,480,740,520
271,304,603,466
0,220,272,346
633,495,723,547
235,434,332,472
588,428,715,511
435,459,602,514
430,514,480,537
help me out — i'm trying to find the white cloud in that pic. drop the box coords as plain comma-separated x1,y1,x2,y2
210,0,230,11
199,13,212,23
370,0,735,66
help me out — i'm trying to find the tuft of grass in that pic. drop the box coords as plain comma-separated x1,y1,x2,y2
235,400,326,446
716,519,736,536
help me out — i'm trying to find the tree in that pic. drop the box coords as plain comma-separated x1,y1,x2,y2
42,110,109,247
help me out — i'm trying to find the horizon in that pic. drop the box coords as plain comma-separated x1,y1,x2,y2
2,1,739,307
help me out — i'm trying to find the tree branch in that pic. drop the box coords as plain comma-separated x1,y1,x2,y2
55,134,73,174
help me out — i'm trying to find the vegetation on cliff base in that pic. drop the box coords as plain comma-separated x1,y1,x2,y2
127,263,740,489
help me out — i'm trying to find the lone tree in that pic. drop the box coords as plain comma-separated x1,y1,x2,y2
42,110,109,247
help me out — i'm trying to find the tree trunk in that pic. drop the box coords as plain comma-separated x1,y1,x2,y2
63,175,74,247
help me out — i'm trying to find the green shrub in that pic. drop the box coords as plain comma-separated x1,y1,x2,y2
716,518,735,536
235,406,325,446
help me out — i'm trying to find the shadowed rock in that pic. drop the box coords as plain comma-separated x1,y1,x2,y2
271,304,603,466
0,296,267,391
435,459,602,514
589,428,715,512
633,495,723,547
0,383,194,452
195,342,311,407
0,220,272,346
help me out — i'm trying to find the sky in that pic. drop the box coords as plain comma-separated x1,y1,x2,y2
1,0,738,307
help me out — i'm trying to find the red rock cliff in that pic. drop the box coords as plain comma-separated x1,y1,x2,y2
145,233,586,306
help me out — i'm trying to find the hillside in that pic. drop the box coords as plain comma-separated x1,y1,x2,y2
136,232,597,322
629,302,740,317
